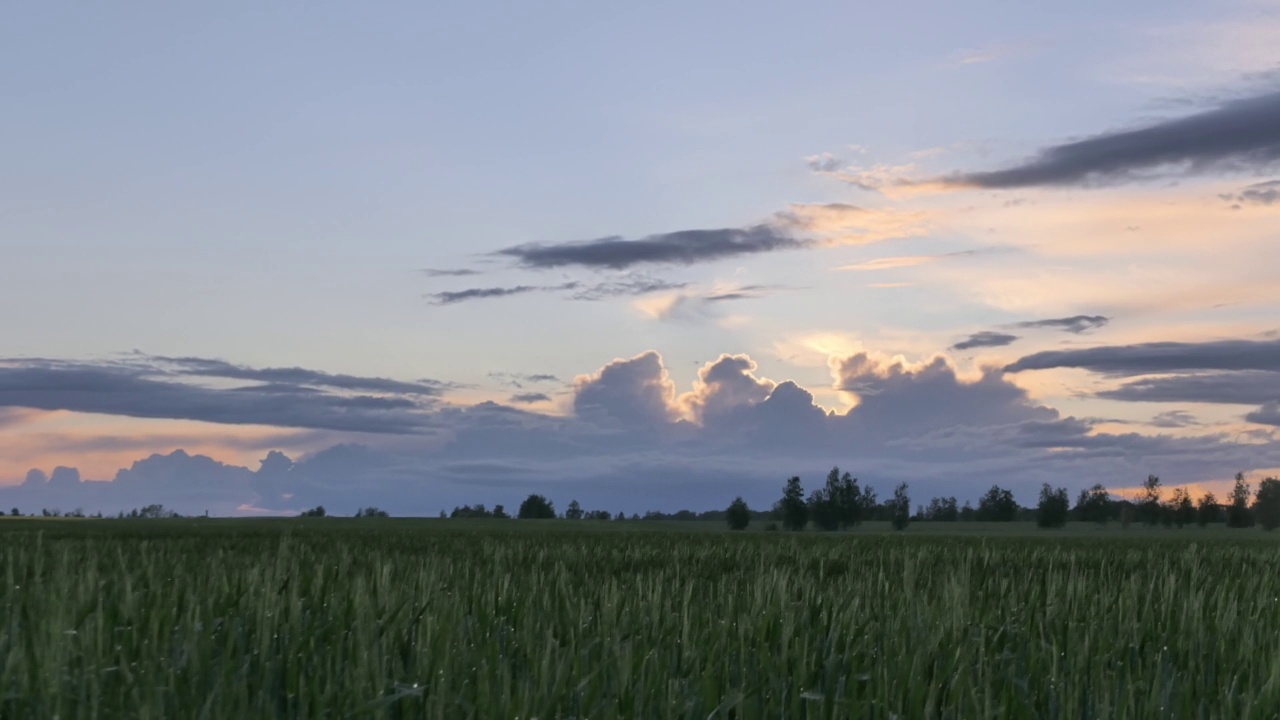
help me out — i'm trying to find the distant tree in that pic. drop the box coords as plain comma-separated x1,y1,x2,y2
1252,478,1280,531
1073,484,1112,524
923,496,959,522
518,494,556,519
959,500,975,521
807,469,841,531
1168,488,1195,528
890,483,911,531
1036,484,1070,528
1227,472,1254,528
614,511,626,521
726,497,751,531
299,505,327,518
563,500,584,520
492,504,508,519
1138,475,1162,525
976,485,1018,522
629,513,640,521
1196,491,1221,526
354,506,389,518
8,508,16,517
777,476,808,531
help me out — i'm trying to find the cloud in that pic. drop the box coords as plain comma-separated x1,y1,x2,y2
837,256,938,272
569,275,688,301
1246,403,1280,427
804,153,842,172
149,356,446,396
509,392,551,404
1005,338,1280,375
1221,179,1280,206
1098,370,1280,405
420,268,482,277
8,348,1280,516
1150,410,1201,428
951,331,1020,351
774,203,930,244
572,352,679,428
936,90,1280,189
427,284,562,305
633,284,782,321
0,359,439,434
497,226,808,270
1014,315,1110,334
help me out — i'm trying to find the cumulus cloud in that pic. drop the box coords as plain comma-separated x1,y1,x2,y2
935,90,1280,189
951,331,1020,351
1005,338,1280,375
497,226,808,270
1014,315,1110,334
1246,403,1280,427
572,352,679,427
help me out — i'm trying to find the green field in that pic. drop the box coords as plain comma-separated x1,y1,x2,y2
3,519,1280,718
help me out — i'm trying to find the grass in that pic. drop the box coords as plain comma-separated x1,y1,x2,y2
2,519,1279,718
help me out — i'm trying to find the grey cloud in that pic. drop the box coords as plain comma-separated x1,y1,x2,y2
1098,370,1280,405
940,90,1280,188
0,361,436,434
805,153,842,172
509,392,551,404
420,268,482,277
497,225,808,270
150,356,446,396
1151,410,1201,428
1005,339,1280,375
571,276,688,300
951,331,1019,351
1246,403,1280,427
427,285,554,305
1015,315,1110,334
1221,179,1280,206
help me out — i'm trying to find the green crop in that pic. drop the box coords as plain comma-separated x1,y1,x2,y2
2,521,1279,718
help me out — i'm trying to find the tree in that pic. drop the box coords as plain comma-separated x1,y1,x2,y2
354,506,389,518
1073,484,1112,524
959,500,975,521
1138,474,1162,525
976,485,1018,522
890,483,911,531
492,504,508,519
8,508,17,517
1196,491,1221,526
299,505,326,518
1252,478,1280,531
1168,488,1195,528
517,494,556,519
1227,472,1254,528
726,497,751,531
564,500,584,520
1037,484,1070,528
777,476,808,531
923,496,959,522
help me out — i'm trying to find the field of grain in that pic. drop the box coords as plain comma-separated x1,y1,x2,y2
2,520,1279,718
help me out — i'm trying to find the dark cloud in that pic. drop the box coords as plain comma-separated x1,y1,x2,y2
572,352,677,428
420,268,482,277
938,90,1280,188
150,356,446,395
1246,403,1280,427
1098,370,1280,405
1005,339,1280,375
1221,179,1280,206
951,331,1019,351
570,276,687,300
1015,315,1110,334
509,392,551,404
427,285,553,305
0,361,438,434
497,225,808,270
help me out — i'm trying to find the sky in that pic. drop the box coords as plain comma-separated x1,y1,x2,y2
4,0,1280,516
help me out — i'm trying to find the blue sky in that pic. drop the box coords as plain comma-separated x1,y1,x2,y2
4,1,1280,515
